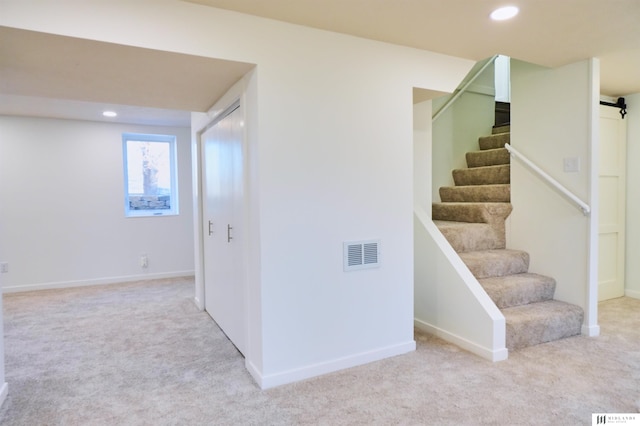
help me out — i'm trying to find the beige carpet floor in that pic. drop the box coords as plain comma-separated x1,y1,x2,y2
1,277,638,425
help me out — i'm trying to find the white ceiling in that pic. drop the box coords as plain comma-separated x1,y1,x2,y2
189,0,640,98
0,26,254,127
1,1,639,127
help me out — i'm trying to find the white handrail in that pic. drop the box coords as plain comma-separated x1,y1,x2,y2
432,54,499,122
505,143,591,216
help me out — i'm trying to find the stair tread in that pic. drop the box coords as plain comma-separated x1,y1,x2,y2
452,164,510,185
453,164,509,172
502,299,582,320
441,183,510,189
434,201,510,206
432,202,512,224
459,249,529,279
434,220,491,229
503,300,584,350
479,133,510,150
459,248,528,257
466,148,510,168
492,125,510,134
434,220,505,252
439,184,510,202
479,273,555,308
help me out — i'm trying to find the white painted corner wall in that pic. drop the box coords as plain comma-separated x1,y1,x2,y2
0,117,194,292
431,58,496,202
508,58,599,335
1,0,476,388
249,38,472,385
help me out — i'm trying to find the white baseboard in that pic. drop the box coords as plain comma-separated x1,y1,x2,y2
414,318,508,362
246,360,263,388
625,289,640,300
1,271,195,293
248,340,416,390
0,382,7,408
193,296,204,311
582,324,601,337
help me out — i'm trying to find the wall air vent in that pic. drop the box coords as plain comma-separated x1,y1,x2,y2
343,240,380,271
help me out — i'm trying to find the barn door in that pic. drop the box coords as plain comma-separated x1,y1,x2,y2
598,105,626,301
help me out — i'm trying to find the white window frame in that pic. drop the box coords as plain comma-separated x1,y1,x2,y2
122,133,179,217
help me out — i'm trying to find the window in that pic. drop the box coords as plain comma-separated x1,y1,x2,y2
122,133,178,217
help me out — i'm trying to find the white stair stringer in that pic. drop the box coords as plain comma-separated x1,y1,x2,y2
414,207,508,362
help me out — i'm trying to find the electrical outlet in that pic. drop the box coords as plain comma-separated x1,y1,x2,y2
0,262,8,273
140,255,148,269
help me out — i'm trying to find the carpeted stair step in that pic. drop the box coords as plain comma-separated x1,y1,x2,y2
503,300,584,350
432,202,512,224
434,220,505,252
439,184,510,203
479,133,510,150
466,148,510,168
479,273,556,309
452,164,510,186
433,126,584,352
492,125,510,134
459,249,529,279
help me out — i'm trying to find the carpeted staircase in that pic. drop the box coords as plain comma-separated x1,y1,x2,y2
432,125,584,351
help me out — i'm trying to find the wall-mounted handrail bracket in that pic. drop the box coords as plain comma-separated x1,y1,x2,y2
505,143,591,216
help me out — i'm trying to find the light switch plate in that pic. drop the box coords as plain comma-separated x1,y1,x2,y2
563,157,580,172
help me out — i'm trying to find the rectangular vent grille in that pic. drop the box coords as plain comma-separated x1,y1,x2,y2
344,240,380,271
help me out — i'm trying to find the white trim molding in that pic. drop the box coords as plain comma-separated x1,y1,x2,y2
0,382,7,408
414,319,508,362
624,289,640,300
247,341,416,390
582,324,601,337
1,271,195,293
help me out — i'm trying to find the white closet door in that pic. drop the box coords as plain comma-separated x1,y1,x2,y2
201,103,246,354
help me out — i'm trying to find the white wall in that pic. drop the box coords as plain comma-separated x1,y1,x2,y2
494,55,511,103
413,101,433,212
509,58,599,334
0,117,194,291
1,0,474,388
414,100,506,361
0,275,6,408
414,209,507,361
432,57,496,202
625,93,640,298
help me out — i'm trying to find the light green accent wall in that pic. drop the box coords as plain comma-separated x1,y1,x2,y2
508,58,597,331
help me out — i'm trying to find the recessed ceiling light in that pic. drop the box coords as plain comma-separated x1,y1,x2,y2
490,6,519,21
103,110,118,118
